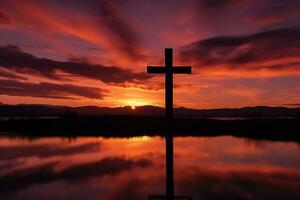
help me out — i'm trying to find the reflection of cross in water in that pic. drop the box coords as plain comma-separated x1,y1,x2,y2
147,48,192,200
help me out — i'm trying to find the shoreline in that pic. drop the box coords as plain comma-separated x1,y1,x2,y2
0,116,299,142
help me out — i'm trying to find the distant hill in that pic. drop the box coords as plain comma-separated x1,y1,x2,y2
0,104,300,118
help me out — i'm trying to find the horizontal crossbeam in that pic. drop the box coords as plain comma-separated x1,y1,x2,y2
147,66,166,74
147,66,191,74
173,66,191,74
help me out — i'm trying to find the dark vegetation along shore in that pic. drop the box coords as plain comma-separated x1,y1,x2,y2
0,116,300,142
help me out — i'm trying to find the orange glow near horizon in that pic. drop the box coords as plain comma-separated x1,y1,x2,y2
121,98,156,107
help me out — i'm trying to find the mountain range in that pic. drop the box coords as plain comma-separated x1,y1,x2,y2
1,104,300,118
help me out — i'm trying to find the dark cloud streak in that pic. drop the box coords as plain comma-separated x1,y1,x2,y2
0,45,149,83
0,79,107,99
0,67,28,80
199,0,244,9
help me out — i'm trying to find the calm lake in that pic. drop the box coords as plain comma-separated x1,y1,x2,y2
0,135,300,200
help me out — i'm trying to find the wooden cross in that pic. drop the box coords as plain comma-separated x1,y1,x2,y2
147,48,192,200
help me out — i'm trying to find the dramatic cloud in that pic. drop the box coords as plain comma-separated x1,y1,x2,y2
0,68,27,80
0,79,107,99
180,28,300,73
1,0,300,107
0,45,149,83
0,0,143,61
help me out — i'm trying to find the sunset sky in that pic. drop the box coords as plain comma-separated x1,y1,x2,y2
1,0,300,108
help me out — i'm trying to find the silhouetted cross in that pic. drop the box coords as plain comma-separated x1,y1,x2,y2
147,48,191,119
147,48,192,200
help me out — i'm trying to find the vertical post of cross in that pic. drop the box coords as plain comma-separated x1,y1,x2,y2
165,48,174,200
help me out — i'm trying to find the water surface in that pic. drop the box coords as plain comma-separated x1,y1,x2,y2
0,135,300,200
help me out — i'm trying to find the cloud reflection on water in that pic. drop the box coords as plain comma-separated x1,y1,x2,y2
0,136,299,200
